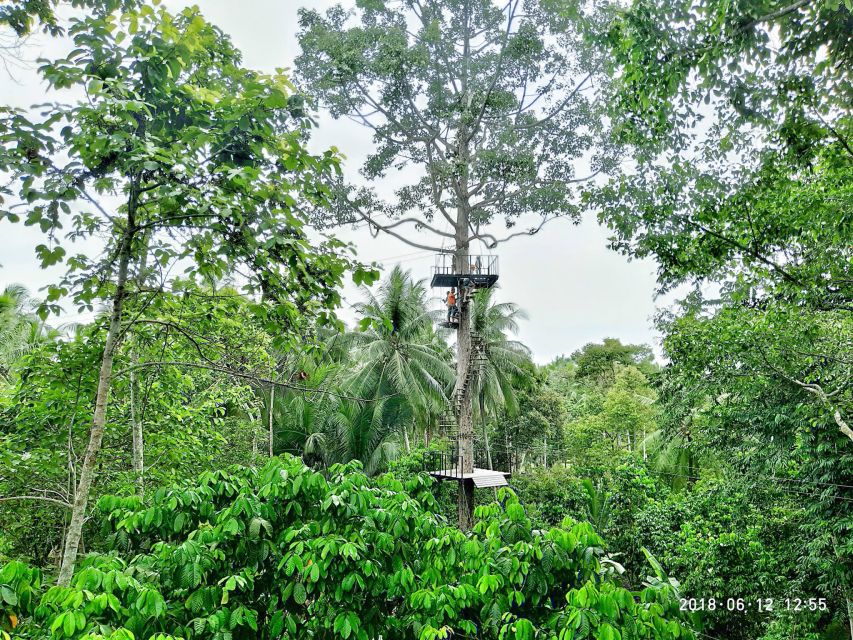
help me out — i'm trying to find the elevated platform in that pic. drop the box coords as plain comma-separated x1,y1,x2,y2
432,273,499,288
423,449,514,488
429,467,510,488
431,254,499,289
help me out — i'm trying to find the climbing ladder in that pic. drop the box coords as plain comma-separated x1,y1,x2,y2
451,330,487,417
438,330,484,437
426,254,511,518
426,329,511,486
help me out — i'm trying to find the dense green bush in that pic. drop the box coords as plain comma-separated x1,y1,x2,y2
634,480,806,640
509,466,588,528
1,455,694,640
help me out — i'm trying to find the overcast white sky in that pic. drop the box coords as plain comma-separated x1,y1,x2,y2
0,0,678,364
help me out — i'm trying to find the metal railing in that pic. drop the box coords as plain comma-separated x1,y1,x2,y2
423,449,466,478
432,254,498,278
423,446,516,477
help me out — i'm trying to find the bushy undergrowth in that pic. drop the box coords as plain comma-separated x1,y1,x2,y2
1,455,694,640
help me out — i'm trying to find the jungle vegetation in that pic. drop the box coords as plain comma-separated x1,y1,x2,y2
0,1,850,639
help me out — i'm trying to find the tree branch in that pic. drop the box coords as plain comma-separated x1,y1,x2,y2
0,495,71,508
473,215,558,247
113,360,397,402
378,216,456,238
516,72,593,130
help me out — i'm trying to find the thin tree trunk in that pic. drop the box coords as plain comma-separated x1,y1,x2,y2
130,348,143,497
251,410,258,459
847,595,852,640
458,479,475,530
57,212,136,587
268,386,275,457
505,427,510,472
130,237,149,498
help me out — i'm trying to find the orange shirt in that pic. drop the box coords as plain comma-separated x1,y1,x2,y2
447,292,456,305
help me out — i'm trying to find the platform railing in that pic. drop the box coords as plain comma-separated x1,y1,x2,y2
423,449,465,478
423,446,516,477
432,254,498,278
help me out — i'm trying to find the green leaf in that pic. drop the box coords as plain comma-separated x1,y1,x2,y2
293,582,307,605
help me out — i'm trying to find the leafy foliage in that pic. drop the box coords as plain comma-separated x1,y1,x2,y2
296,0,617,240
1,456,694,639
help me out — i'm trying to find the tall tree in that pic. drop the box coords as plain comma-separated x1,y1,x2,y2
0,4,370,585
296,0,613,526
571,337,655,384
598,0,853,632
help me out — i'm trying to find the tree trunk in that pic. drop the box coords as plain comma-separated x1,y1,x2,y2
251,414,258,459
480,395,492,469
130,347,143,497
455,254,475,529
57,218,135,586
458,480,475,530
268,386,275,457
847,595,852,640
129,235,149,498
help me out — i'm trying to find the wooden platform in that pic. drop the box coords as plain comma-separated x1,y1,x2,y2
429,467,510,488
431,273,499,289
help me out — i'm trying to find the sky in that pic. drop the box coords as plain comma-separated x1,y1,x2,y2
0,0,679,364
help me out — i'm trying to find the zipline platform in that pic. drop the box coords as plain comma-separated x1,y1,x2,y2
431,254,499,289
429,467,510,488
424,449,513,488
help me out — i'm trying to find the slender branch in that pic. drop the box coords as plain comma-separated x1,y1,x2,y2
124,318,214,362
133,213,219,232
0,495,71,508
469,0,520,137
516,72,593,130
686,217,803,286
79,188,118,224
759,351,853,444
473,215,558,247
113,360,399,402
740,0,813,32
791,379,853,444
378,216,456,238
356,210,444,252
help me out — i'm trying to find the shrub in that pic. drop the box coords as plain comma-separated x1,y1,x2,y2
1,455,694,639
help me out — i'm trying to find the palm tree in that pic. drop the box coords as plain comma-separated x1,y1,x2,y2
327,392,410,475
0,285,53,382
274,267,454,473
347,266,455,452
272,363,341,466
467,287,532,467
